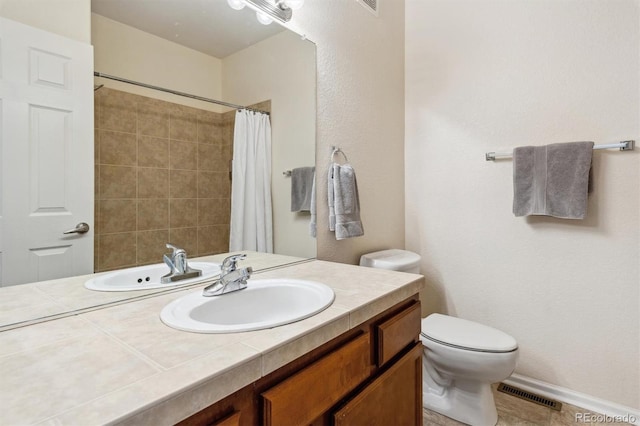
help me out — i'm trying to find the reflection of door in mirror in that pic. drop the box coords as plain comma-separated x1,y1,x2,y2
0,17,95,286
91,9,316,273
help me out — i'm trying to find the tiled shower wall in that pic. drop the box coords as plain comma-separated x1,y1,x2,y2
94,88,233,272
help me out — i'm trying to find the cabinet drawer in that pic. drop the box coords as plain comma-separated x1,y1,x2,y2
376,301,421,366
212,411,240,426
261,332,371,426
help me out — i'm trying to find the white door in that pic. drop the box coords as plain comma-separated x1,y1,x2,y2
0,17,94,286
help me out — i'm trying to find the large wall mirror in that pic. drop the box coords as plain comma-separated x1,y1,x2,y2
0,0,316,329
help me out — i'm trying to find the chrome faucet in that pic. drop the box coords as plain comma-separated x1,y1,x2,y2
161,244,202,284
202,254,253,296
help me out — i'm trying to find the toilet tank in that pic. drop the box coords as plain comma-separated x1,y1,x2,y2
359,249,421,274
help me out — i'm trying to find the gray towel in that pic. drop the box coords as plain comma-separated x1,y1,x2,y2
513,141,594,219
291,167,315,212
309,171,316,238
329,163,364,239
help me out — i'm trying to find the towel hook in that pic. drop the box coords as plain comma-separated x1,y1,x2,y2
331,146,349,163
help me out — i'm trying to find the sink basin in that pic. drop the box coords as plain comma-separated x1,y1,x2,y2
85,262,221,292
160,278,335,333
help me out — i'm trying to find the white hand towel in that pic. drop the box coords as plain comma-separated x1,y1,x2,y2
328,165,336,231
331,163,364,240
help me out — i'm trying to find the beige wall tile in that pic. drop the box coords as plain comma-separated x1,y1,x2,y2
210,172,231,198
198,198,230,226
197,171,214,198
94,89,230,272
99,199,137,234
222,117,234,146
94,234,100,273
170,140,198,170
137,230,169,265
138,199,169,231
94,91,101,131
99,232,137,271
94,199,100,235
197,143,217,171
169,198,198,228
100,165,137,199
99,130,137,166
94,128,100,164
170,108,197,142
197,225,229,255
138,168,169,199
170,170,198,199
138,98,169,138
197,112,221,144
198,171,230,199
100,89,138,133
138,136,169,168
94,165,100,203
169,227,198,257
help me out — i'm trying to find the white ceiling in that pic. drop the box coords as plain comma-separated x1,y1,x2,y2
91,0,287,58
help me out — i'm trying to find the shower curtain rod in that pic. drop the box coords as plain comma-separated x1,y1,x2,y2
93,72,269,115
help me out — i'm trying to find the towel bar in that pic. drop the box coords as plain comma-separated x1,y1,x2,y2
283,170,292,177
485,140,634,161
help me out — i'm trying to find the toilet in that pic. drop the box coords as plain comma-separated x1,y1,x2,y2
360,249,519,426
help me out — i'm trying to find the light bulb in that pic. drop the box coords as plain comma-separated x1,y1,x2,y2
283,0,304,10
256,11,273,25
226,0,245,10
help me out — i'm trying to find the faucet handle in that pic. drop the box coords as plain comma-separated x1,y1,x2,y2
221,254,246,273
166,244,188,273
166,243,186,256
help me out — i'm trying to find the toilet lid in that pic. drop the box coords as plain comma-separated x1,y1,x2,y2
421,314,518,353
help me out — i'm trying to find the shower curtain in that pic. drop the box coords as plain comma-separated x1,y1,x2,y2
229,109,273,253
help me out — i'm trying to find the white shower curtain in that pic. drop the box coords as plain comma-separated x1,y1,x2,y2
229,109,273,253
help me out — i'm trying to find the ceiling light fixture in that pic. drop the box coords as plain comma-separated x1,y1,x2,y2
227,0,302,25
226,0,246,10
256,10,274,25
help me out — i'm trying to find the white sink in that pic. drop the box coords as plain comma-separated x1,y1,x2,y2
160,278,335,333
85,262,221,292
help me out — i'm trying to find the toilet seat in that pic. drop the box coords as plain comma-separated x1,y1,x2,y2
421,314,518,353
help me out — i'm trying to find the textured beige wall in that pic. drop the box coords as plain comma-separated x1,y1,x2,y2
406,0,639,409
286,0,406,264
0,0,90,43
222,31,316,259
92,13,223,112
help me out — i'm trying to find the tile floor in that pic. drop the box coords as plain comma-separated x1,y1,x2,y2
423,384,634,425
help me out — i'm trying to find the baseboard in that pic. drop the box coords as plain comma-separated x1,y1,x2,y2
503,374,639,426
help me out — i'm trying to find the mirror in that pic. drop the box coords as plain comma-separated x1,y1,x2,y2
0,0,316,329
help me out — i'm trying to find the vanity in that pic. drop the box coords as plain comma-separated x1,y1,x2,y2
0,253,424,425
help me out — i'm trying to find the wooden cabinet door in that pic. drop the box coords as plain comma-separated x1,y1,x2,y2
334,343,422,426
262,333,372,426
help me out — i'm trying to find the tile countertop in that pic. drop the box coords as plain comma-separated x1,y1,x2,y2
0,251,309,329
0,256,424,426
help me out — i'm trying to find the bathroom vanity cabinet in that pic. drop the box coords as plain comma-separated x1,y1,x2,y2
1,258,425,425
179,296,422,426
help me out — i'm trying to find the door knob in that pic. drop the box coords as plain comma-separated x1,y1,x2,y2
63,222,90,234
